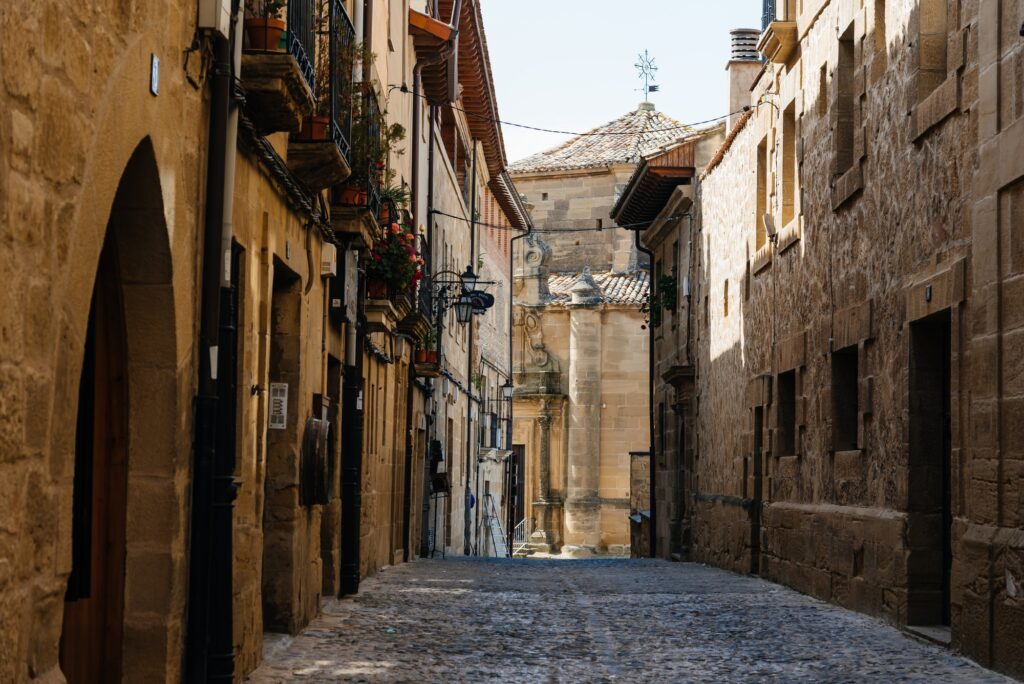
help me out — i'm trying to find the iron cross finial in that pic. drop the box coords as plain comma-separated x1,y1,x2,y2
635,50,659,101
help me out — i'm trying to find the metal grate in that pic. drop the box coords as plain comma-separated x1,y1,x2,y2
288,0,316,95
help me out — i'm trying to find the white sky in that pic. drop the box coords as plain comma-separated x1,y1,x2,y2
478,1,761,163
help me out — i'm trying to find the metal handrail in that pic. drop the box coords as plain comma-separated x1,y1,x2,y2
288,0,316,95
512,518,531,556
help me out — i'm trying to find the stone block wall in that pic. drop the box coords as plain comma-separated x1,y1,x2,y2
686,0,1024,677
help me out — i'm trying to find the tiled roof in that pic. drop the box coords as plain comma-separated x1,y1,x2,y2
546,270,649,306
701,109,754,180
508,104,694,174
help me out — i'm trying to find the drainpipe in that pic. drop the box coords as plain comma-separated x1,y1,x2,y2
186,0,242,679
507,173,532,550
465,144,477,555
340,292,365,596
420,104,439,558
635,230,657,559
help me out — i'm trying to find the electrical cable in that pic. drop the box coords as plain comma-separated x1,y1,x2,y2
390,84,752,138
429,207,690,234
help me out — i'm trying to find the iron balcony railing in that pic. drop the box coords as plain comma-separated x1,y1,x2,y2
288,0,317,96
761,0,776,30
356,88,383,220
328,0,355,162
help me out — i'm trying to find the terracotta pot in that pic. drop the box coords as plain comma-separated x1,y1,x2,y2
415,349,428,364
379,204,391,224
423,350,438,364
244,17,286,51
367,278,388,299
335,186,367,206
298,115,331,141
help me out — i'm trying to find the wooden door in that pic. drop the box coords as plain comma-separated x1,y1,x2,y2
60,239,128,683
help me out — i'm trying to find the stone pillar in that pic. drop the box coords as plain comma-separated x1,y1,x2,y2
563,269,603,554
527,401,558,553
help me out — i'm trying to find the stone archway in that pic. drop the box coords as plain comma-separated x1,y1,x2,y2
59,138,182,683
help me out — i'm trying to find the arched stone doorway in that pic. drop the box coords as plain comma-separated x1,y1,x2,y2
60,139,180,682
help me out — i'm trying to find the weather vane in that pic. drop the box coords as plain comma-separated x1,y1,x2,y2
635,50,660,101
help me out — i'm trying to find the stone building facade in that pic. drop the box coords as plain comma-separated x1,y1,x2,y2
0,0,526,681
509,107,693,554
621,2,1024,678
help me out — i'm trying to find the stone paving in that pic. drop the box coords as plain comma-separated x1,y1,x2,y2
247,558,1013,683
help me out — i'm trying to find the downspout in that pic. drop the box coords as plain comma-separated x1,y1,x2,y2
465,144,477,555
635,230,657,559
186,0,242,679
507,172,532,551
419,103,438,558
340,289,365,596
400,333,416,562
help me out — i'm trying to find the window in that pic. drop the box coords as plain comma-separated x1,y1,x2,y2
756,136,768,249
816,64,828,116
777,370,797,456
918,0,947,99
832,345,859,450
723,279,729,318
541,192,549,201
835,24,856,174
782,102,797,226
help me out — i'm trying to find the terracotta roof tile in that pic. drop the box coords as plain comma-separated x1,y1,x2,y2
546,270,649,306
508,105,694,174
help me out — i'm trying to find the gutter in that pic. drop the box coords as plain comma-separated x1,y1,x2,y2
634,230,657,559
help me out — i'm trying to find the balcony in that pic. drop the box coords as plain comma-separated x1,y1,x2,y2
242,0,317,134
330,89,384,248
287,0,355,191
757,20,798,64
399,268,434,342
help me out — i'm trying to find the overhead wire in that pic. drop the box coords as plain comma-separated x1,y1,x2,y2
389,84,750,138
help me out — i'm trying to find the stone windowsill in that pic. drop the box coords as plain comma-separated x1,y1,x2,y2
752,242,773,275
913,74,959,142
831,163,863,211
757,21,798,64
777,216,801,253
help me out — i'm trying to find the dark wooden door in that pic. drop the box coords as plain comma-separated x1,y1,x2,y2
60,239,128,683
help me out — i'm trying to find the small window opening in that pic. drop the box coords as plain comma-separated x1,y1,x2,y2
777,370,797,456
832,345,859,450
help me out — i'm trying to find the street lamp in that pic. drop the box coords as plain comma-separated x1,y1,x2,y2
461,265,479,292
501,379,514,400
454,294,474,324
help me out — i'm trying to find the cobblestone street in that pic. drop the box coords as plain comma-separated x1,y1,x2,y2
247,558,1010,683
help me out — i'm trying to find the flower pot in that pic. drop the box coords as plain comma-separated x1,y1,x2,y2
423,350,438,364
415,349,428,364
335,186,368,206
367,277,388,299
379,204,391,224
297,115,332,141
245,17,286,51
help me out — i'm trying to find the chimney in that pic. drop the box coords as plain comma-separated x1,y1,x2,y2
726,29,762,133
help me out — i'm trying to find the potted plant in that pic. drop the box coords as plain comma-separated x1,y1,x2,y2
296,6,334,142
244,0,287,51
366,223,424,299
335,87,407,206
378,183,410,223
416,329,439,364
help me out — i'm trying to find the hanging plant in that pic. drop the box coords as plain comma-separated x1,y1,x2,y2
366,223,424,296
658,274,677,312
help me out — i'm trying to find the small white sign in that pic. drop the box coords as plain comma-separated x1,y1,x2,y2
269,383,288,430
150,54,159,96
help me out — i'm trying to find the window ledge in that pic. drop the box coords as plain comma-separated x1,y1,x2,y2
777,217,801,253
757,21,798,64
831,163,863,211
752,242,773,275
913,74,959,141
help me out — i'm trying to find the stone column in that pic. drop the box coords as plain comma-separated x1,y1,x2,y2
527,401,558,553
564,269,603,554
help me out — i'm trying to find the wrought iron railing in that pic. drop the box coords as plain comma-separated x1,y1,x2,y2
761,0,776,30
328,0,355,162
512,518,531,556
363,89,382,220
288,0,316,96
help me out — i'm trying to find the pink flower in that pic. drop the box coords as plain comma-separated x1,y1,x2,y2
391,223,400,234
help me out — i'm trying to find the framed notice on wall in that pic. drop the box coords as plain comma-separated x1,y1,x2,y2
269,382,288,430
